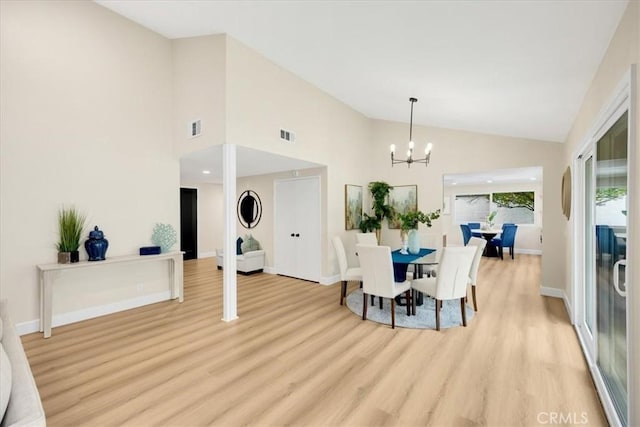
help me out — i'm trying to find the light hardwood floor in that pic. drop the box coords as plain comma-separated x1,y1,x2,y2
21,255,606,426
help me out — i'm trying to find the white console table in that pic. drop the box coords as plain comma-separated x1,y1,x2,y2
37,251,184,338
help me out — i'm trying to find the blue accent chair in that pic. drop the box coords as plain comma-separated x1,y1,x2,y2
595,225,626,263
460,224,472,246
468,222,482,238
491,224,518,260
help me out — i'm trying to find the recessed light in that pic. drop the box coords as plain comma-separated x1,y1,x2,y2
487,180,493,183
530,177,537,181
202,170,211,175
452,182,457,185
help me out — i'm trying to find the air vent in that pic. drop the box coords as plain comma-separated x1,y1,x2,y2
190,119,202,138
280,128,295,143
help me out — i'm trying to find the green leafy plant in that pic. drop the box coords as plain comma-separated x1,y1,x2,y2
396,209,441,231
359,181,394,233
487,210,497,223
57,207,86,252
492,192,535,211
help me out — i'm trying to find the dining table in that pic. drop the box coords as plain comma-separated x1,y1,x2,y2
391,248,438,307
471,228,502,257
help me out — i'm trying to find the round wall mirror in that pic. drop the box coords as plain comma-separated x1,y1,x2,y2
237,190,262,229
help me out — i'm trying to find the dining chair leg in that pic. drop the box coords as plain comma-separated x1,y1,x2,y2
412,290,417,316
435,300,441,331
460,297,467,327
379,297,383,309
391,298,396,329
510,247,514,259
362,292,368,320
340,280,347,305
472,285,478,311
370,295,374,306
405,290,411,316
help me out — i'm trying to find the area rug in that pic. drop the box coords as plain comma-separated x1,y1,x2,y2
345,288,475,329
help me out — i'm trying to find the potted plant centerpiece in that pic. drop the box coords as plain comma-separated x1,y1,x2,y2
56,206,86,264
359,181,394,243
396,209,441,254
485,210,497,229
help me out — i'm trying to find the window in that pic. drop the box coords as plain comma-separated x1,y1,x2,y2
455,191,535,225
492,191,535,224
454,194,490,223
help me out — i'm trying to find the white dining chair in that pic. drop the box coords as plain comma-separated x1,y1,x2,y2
467,237,487,311
355,232,378,245
356,244,411,329
410,246,476,331
332,236,363,306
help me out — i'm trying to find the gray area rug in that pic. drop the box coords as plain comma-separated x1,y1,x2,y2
345,288,475,329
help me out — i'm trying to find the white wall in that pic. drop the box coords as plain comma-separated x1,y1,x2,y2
0,1,178,325
443,182,543,252
180,183,224,257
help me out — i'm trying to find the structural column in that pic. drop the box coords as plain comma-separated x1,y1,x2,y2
222,143,238,321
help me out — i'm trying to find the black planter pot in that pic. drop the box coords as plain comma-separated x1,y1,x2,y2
70,250,80,263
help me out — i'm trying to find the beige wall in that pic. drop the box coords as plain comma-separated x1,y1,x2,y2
180,182,224,257
369,120,565,289
562,1,639,421
0,1,178,325
224,37,372,279
172,35,227,157
443,181,543,251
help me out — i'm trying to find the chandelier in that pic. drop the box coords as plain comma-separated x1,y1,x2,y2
390,97,432,167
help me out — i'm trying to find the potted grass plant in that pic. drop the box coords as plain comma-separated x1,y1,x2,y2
57,206,86,264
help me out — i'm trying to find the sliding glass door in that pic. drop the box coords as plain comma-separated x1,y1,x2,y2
578,108,629,427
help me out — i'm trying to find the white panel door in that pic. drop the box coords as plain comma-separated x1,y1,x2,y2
274,177,321,282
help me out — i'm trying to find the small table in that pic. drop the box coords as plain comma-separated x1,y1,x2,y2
471,229,502,257
37,252,184,338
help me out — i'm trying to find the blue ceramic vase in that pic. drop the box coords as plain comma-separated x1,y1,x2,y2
85,226,109,261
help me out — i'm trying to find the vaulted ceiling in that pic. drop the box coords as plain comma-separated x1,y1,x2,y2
98,0,628,143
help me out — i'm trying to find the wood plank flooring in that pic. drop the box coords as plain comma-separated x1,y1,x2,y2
21,255,606,426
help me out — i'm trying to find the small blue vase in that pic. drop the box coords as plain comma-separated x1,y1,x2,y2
408,230,421,254
85,226,109,261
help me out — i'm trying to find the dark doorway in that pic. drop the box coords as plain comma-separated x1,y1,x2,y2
180,188,197,261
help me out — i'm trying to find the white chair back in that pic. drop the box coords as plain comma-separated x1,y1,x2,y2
434,246,476,300
356,244,397,299
467,237,487,286
331,236,349,277
356,233,378,245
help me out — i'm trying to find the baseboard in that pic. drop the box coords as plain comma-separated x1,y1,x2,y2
540,286,573,324
320,274,340,286
540,286,564,298
15,291,172,336
263,266,276,274
515,249,542,255
198,251,216,258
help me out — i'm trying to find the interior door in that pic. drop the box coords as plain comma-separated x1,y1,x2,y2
274,177,321,282
180,188,198,261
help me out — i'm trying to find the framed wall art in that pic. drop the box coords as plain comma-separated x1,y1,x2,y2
388,185,417,229
345,184,363,230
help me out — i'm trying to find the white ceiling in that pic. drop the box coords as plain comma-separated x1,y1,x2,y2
97,0,628,143
443,166,543,187
180,146,323,184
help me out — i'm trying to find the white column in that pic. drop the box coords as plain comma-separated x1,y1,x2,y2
222,143,238,321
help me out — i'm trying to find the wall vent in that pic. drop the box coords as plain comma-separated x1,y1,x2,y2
190,119,202,138
280,128,295,143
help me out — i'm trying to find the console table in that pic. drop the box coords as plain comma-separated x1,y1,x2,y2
37,251,184,338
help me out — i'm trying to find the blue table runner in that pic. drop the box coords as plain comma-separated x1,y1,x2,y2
391,248,435,282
